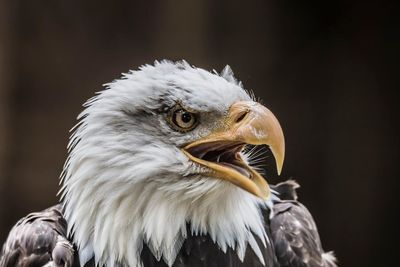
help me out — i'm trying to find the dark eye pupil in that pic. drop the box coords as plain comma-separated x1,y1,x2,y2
169,107,198,132
181,112,192,123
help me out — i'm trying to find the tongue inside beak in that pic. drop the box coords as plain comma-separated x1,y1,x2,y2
182,101,285,200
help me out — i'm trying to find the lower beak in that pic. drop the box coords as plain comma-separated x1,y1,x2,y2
182,101,285,199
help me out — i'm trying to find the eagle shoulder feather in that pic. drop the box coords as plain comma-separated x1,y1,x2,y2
0,205,75,267
269,181,337,267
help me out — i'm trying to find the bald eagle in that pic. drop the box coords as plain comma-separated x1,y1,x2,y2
1,61,336,267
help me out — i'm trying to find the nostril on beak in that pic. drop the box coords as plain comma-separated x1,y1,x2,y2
235,110,249,124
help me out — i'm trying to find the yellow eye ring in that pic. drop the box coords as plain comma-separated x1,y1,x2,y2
168,106,199,132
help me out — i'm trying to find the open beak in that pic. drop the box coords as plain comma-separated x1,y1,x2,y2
181,101,285,200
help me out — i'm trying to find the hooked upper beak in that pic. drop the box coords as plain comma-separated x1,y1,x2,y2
181,101,285,199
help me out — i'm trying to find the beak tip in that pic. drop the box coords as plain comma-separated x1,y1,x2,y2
276,161,283,176
271,148,284,176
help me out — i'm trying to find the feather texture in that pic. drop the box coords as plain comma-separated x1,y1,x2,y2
270,181,337,267
60,61,270,266
0,181,336,267
0,205,74,267
1,61,336,267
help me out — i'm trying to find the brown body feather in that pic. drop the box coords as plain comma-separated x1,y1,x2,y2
1,181,335,267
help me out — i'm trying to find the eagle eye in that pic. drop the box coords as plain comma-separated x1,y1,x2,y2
168,105,198,132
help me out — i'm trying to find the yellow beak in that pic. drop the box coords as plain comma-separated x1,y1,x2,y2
182,101,285,199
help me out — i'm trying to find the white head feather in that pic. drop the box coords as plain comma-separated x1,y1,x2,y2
60,61,273,267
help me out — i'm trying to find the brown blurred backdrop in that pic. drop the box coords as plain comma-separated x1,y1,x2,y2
0,1,398,266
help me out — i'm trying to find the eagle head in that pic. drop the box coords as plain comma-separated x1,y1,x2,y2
60,61,285,267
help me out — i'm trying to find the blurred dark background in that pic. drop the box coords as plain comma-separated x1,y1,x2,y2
0,0,398,266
